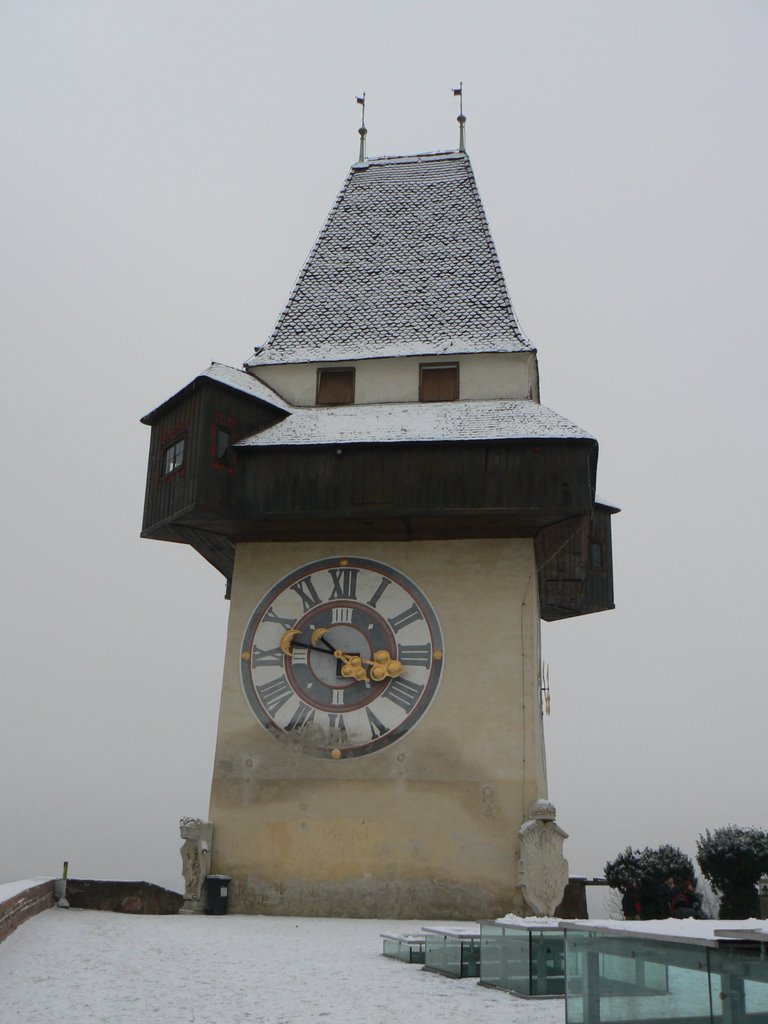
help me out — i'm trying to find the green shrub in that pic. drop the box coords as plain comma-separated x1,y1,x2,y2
605,845,697,919
697,826,768,919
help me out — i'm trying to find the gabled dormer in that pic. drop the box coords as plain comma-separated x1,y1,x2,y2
140,363,289,582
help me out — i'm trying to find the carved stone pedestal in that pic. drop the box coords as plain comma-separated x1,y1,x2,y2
179,817,213,914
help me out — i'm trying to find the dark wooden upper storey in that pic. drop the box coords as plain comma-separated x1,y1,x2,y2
141,371,615,620
142,150,616,620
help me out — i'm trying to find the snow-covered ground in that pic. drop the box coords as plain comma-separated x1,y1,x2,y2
0,909,565,1024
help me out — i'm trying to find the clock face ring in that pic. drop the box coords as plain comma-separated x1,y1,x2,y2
285,601,394,711
240,557,445,759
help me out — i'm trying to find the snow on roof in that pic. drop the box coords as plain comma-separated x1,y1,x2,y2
247,151,532,367
141,362,290,423
235,398,592,448
200,363,291,411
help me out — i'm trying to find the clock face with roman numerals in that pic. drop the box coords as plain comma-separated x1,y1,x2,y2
240,557,444,759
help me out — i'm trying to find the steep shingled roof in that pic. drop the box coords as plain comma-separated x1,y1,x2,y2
247,151,532,367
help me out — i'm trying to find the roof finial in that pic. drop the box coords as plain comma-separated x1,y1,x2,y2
453,82,466,152
356,93,367,162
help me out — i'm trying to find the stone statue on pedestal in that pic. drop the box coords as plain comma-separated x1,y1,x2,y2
179,817,213,913
517,799,569,916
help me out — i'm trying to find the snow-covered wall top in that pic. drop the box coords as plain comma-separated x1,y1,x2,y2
248,151,532,366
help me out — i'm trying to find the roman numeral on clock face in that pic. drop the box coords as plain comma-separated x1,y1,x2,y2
331,607,353,625
290,577,321,612
366,576,391,609
383,677,425,713
262,606,295,631
250,644,284,667
255,676,293,716
387,602,423,634
328,567,358,600
397,643,432,668
286,702,316,732
328,714,348,743
365,706,389,738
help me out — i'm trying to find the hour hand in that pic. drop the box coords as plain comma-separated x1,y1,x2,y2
312,628,368,682
280,629,335,658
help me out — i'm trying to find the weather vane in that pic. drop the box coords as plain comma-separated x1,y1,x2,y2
453,82,466,152
356,93,367,162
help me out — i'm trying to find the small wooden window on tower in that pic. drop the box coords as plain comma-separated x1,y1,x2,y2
162,436,185,476
316,368,355,405
215,427,231,460
419,362,459,402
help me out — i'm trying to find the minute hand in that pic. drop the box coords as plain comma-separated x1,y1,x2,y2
311,628,368,682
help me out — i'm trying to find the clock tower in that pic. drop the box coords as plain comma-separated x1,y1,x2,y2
141,146,615,918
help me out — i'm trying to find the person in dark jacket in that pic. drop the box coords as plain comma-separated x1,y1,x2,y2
670,878,700,919
622,882,642,920
658,875,678,918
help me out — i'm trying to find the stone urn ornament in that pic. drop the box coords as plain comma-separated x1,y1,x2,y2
179,817,213,913
517,799,569,916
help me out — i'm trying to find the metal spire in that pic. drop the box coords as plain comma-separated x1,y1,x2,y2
356,93,367,162
453,82,466,152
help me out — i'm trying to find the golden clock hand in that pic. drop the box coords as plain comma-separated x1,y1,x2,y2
280,630,368,681
279,629,340,658
311,627,334,650
362,650,404,682
312,627,369,681
280,629,301,656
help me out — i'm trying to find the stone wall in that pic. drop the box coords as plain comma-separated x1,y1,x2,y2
65,879,183,914
0,880,54,944
555,878,589,919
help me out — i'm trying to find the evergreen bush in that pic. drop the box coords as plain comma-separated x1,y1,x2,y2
696,826,768,919
604,845,697,919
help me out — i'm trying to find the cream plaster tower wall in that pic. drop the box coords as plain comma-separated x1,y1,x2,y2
209,537,546,918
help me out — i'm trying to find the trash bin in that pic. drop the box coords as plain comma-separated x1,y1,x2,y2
205,874,231,915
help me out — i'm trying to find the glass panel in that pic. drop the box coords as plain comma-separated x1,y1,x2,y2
500,927,532,995
480,923,504,988
531,929,566,996
462,938,481,978
566,930,713,1024
382,937,424,963
482,924,566,996
425,934,454,976
709,945,768,1024
424,934,478,978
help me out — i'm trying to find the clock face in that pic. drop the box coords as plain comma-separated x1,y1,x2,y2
240,557,444,759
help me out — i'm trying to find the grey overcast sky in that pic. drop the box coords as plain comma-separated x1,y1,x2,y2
1,1,766,893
